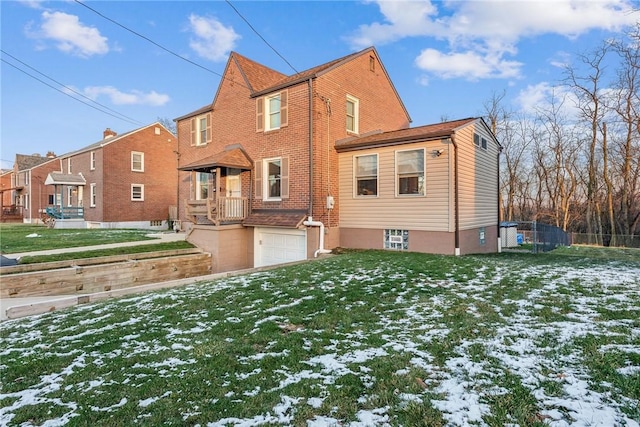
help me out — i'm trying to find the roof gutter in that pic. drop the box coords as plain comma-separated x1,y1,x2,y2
451,132,460,256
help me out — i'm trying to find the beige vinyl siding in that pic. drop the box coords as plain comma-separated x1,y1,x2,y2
339,140,452,231
455,123,499,230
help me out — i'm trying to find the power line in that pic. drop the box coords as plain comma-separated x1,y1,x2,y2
1,58,142,126
1,49,143,126
73,0,225,79
225,0,299,75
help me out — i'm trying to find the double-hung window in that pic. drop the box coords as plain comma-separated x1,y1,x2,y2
256,91,288,132
355,154,377,196
396,149,425,196
90,183,97,207
195,172,210,200
346,95,359,134
131,151,144,172
191,113,211,146
267,158,282,199
90,151,96,170
255,157,289,201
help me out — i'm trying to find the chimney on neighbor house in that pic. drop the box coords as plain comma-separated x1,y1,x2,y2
46,151,56,158
103,128,117,139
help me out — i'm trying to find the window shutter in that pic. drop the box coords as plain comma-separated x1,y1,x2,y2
280,90,288,128
256,98,264,132
190,118,196,146
254,161,262,199
206,113,212,143
281,157,289,199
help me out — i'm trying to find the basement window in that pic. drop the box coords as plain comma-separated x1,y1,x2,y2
384,229,408,251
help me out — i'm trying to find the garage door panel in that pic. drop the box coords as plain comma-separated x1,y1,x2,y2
255,228,306,267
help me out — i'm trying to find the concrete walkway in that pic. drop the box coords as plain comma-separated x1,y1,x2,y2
1,232,189,321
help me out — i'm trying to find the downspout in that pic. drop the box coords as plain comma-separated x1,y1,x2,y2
451,132,460,256
303,216,331,257
308,78,314,217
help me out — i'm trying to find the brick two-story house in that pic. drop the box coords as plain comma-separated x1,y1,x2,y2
176,47,500,272
22,123,178,229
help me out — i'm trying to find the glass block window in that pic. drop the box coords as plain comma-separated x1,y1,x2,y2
384,229,409,250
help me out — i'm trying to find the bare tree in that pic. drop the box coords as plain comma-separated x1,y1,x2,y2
609,24,640,244
531,92,579,230
564,44,610,243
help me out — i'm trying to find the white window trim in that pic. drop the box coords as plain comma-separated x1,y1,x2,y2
131,151,144,172
67,158,72,174
265,93,282,131
90,183,97,207
263,157,282,201
194,172,209,201
198,116,207,146
90,151,96,170
131,184,144,201
67,187,73,207
354,154,378,198
346,95,359,134
395,148,426,197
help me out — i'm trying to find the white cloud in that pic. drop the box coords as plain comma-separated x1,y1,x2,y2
82,86,170,107
515,82,580,119
187,14,240,62
18,0,47,10
348,0,638,81
27,11,109,57
415,48,522,81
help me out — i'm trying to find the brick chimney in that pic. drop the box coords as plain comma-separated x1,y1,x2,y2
103,128,117,139
46,151,56,158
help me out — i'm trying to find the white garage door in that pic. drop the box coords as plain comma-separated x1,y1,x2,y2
255,228,307,267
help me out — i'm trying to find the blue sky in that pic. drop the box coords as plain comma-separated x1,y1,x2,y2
1,0,638,170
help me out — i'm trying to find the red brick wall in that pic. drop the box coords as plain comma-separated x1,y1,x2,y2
27,158,64,222
311,51,411,233
100,125,178,223
177,50,411,236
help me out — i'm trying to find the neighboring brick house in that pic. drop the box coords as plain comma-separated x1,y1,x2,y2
7,153,57,223
21,123,178,229
176,47,500,272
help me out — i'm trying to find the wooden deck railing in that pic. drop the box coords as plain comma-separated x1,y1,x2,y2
185,197,248,225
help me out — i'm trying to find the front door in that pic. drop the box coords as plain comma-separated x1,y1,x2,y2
226,168,242,218
226,169,241,197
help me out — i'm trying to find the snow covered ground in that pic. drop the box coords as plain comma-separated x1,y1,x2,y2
1,251,638,426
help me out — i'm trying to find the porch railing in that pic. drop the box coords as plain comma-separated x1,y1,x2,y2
185,197,248,225
45,206,84,219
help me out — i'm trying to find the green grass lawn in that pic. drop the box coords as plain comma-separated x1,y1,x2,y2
1,248,638,426
0,224,157,254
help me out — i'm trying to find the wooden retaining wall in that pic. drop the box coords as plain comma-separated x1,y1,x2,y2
0,249,212,299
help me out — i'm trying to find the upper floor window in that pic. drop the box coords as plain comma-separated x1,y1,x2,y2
90,151,96,170
131,151,144,172
67,158,72,174
474,133,488,150
255,157,289,201
355,154,377,197
191,113,211,146
346,95,359,134
256,90,288,132
396,149,425,196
